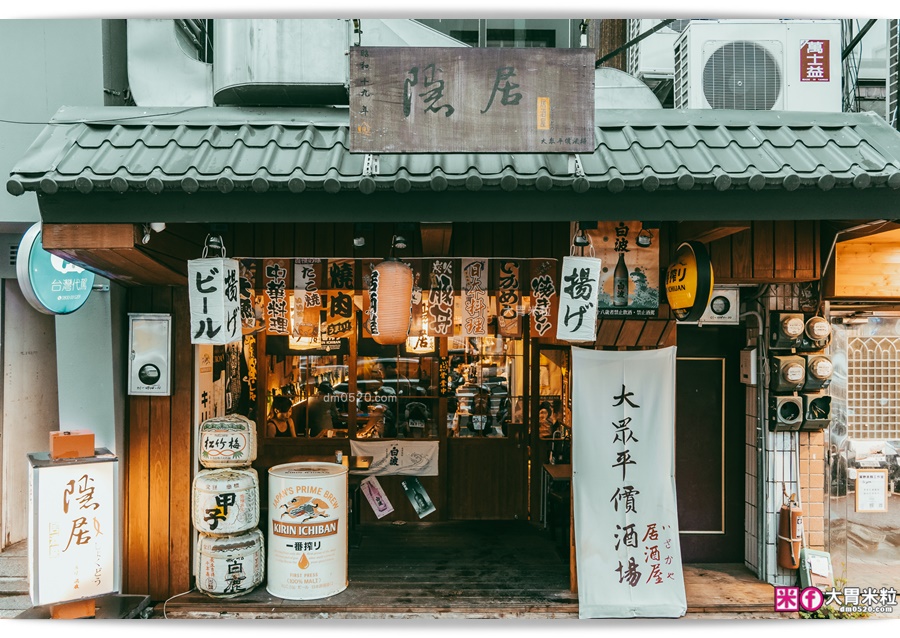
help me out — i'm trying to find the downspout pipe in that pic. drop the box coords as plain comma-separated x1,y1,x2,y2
102,19,131,106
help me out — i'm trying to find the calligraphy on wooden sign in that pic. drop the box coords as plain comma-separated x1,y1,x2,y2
349,47,595,153
427,259,454,337
239,259,260,334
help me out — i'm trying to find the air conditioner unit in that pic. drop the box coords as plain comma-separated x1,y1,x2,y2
674,19,842,112
889,19,899,128
626,19,693,80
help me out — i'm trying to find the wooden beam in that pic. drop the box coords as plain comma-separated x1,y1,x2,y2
676,221,750,245
420,222,452,257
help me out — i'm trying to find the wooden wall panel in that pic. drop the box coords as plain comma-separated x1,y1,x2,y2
124,286,194,600
707,221,820,283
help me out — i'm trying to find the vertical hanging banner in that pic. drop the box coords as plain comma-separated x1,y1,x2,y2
427,259,454,337
263,259,290,335
292,259,323,340
557,256,602,342
461,259,489,338
189,258,241,345
530,259,558,338
572,347,686,618
496,260,523,338
239,259,261,334
594,222,660,318
326,259,356,339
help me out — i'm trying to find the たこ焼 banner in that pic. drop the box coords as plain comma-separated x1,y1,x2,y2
571,346,686,618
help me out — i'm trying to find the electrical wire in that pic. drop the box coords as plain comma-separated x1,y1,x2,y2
162,587,197,619
0,106,209,127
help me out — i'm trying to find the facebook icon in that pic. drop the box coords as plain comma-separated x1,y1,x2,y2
800,586,825,612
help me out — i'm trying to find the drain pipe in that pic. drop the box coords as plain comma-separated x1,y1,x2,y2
740,303,769,582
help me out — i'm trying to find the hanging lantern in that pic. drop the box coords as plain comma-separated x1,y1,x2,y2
368,259,414,345
188,236,241,345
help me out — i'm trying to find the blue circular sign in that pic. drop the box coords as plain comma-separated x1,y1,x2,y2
16,223,95,315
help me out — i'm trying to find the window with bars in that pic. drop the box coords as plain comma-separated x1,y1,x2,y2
847,336,900,439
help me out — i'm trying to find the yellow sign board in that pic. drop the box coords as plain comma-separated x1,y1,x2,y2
665,242,714,322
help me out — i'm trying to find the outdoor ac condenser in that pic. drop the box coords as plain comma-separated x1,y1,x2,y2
674,19,842,112
625,19,693,80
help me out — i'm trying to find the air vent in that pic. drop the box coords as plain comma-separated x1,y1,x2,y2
0,234,22,279
673,34,689,108
889,19,898,128
702,40,782,110
9,244,17,267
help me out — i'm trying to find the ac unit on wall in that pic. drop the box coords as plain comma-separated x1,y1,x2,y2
889,19,899,128
626,19,693,80
674,19,842,112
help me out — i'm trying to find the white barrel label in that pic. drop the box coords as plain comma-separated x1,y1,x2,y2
192,468,260,536
268,463,348,600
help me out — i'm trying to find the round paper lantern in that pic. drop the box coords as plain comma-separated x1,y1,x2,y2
368,259,414,345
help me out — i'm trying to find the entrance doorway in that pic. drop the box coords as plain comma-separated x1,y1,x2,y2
675,324,745,563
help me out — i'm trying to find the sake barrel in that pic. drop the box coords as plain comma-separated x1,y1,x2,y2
192,468,260,536
268,462,348,600
199,414,257,468
194,528,265,598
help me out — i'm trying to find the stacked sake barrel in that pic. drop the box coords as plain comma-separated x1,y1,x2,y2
192,414,264,598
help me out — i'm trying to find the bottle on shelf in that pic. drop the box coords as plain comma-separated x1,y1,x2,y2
613,252,629,307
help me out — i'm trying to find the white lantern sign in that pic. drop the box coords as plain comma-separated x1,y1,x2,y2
556,256,602,342
189,258,242,345
28,450,120,606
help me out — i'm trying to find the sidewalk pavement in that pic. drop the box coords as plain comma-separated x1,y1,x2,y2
0,541,30,619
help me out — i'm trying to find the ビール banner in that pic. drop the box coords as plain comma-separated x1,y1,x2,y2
571,346,686,618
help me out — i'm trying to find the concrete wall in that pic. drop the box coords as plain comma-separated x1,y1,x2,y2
0,19,103,226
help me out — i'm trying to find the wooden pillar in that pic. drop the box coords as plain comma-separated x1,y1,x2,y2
598,19,627,71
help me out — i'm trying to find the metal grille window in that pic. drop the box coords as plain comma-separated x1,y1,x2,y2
847,336,900,439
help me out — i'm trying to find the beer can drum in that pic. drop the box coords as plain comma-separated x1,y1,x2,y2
192,468,260,536
267,462,348,600
194,529,265,598
198,414,257,468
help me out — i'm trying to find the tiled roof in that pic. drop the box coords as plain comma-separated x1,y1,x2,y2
8,106,900,196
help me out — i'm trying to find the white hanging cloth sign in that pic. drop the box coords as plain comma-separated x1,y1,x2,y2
556,256,602,342
349,440,439,476
571,346,687,618
189,258,241,345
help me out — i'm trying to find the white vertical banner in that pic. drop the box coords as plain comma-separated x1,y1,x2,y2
189,258,241,345
557,256,601,342
572,346,686,618
461,258,488,337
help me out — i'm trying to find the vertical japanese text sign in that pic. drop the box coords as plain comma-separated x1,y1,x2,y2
530,260,558,338
263,259,290,336
571,347,687,618
189,258,241,345
461,259,489,338
349,47,595,153
293,259,323,340
28,451,119,606
427,259,454,337
557,256,601,342
496,260,523,338
326,259,356,339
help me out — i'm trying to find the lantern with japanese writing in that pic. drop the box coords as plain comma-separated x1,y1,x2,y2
189,257,242,345
367,259,414,345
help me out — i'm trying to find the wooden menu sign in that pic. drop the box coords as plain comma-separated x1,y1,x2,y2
349,47,595,153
